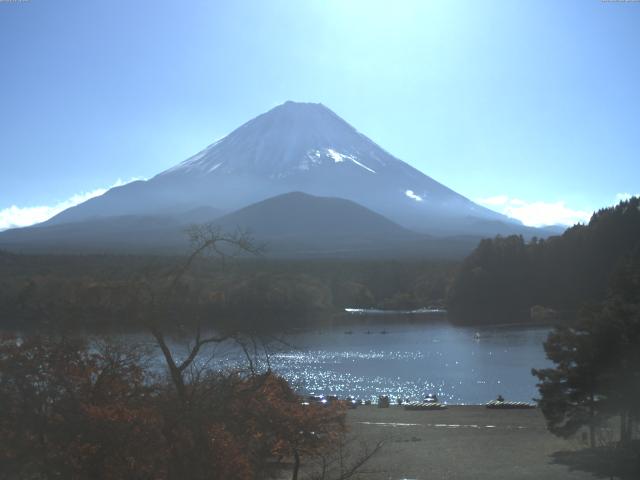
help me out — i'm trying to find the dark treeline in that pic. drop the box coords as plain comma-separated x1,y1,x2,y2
447,197,640,324
4,198,639,330
531,238,640,476
0,251,455,330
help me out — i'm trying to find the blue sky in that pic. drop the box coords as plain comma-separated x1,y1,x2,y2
1,0,639,229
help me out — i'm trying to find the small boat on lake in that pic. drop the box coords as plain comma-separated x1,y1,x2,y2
404,401,447,411
485,400,536,409
424,393,438,403
344,307,447,315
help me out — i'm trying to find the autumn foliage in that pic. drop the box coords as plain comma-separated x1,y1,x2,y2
0,335,346,480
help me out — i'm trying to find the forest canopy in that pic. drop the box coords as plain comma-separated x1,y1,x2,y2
0,252,454,330
447,197,640,324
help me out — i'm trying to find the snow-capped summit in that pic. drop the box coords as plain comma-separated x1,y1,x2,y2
43,101,519,236
158,101,387,178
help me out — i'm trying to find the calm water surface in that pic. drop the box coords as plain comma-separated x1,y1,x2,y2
121,318,552,405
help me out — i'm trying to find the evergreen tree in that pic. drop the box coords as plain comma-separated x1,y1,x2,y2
448,196,640,324
532,310,613,447
533,245,640,447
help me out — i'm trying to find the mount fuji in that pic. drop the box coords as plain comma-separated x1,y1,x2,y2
0,101,556,256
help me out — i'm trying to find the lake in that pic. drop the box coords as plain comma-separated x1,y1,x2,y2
121,316,553,405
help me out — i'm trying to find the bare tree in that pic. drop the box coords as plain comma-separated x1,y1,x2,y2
128,224,384,479
307,436,384,480
139,224,263,403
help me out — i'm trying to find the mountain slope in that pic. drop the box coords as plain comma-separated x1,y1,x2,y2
215,191,414,239
0,214,195,254
211,192,440,257
43,101,522,236
0,192,480,258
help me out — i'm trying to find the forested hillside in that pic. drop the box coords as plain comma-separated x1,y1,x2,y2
0,252,454,329
447,197,640,324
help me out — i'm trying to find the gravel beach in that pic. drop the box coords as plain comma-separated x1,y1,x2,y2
333,405,597,480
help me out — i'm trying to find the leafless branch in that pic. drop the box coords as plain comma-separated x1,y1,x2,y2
307,437,385,480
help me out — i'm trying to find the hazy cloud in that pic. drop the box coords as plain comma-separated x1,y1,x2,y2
615,192,640,202
0,178,142,231
476,195,592,227
475,195,509,206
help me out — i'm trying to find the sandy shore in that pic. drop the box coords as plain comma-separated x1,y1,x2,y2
331,405,597,480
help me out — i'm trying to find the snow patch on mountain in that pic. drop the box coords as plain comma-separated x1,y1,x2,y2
208,162,223,173
405,190,423,202
298,150,324,171
350,157,377,174
326,148,376,173
159,140,222,175
326,148,347,163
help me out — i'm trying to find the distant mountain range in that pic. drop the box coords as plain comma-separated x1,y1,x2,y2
0,101,563,258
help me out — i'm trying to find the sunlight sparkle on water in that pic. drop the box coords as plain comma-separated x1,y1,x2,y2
138,322,552,404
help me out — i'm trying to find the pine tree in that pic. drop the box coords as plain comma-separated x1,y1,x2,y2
532,311,613,447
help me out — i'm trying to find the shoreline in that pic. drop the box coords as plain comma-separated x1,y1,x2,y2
330,405,596,479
